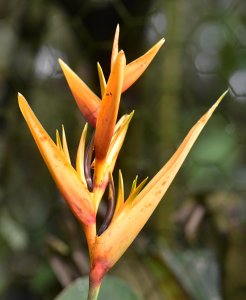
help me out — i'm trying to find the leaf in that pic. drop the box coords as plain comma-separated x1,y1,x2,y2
55,275,140,300
161,249,222,300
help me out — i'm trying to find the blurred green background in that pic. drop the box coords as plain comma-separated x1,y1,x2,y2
0,0,245,299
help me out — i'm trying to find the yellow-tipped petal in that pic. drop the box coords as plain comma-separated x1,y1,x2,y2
56,129,62,151
97,62,106,97
111,24,120,71
116,170,124,211
93,158,107,210
112,170,124,221
130,176,138,193
76,123,88,187
106,112,134,166
62,125,71,164
94,50,126,161
122,38,165,92
125,177,148,206
18,93,95,225
59,59,101,127
93,91,227,267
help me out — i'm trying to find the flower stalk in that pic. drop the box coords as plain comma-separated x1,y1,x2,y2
87,281,101,300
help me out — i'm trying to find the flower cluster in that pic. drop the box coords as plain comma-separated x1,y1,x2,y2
18,25,226,299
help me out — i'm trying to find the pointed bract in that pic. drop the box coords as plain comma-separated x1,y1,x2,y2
59,59,101,127
111,24,120,71
18,93,95,225
62,125,71,164
97,62,106,97
92,91,227,268
56,129,62,151
122,38,165,93
113,170,124,219
106,112,134,167
76,123,89,188
94,51,126,161
125,177,148,205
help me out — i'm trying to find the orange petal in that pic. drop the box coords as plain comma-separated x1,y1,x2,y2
76,123,88,187
113,170,124,219
111,24,120,71
126,176,148,205
97,62,106,97
106,112,134,167
18,93,95,225
59,59,101,127
94,50,126,161
93,112,133,209
93,91,227,267
62,125,71,164
122,38,165,92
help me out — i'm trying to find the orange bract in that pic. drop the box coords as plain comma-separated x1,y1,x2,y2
92,91,227,268
122,38,165,92
94,51,126,161
18,93,95,225
59,59,101,127
59,26,164,127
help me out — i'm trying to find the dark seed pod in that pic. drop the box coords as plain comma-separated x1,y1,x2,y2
98,172,116,235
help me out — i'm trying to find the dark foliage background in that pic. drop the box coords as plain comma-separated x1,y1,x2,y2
0,0,245,299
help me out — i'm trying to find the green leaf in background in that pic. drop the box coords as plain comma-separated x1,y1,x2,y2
55,275,140,300
184,116,238,191
0,210,28,251
161,249,222,300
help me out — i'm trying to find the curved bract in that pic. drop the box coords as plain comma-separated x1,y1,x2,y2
92,91,227,269
18,94,95,225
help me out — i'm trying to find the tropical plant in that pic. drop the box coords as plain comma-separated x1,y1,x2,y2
18,25,227,299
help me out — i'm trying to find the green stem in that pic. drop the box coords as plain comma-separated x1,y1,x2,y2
87,281,101,300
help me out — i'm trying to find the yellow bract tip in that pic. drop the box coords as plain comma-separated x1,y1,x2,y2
18,92,26,105
97,62,106,97
111,24,120,70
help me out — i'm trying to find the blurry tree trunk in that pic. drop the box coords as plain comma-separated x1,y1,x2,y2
150,0,186,240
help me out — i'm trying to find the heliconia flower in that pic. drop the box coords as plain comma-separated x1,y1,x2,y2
88,91,228,287
18,24,227,300
59,25,164,127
